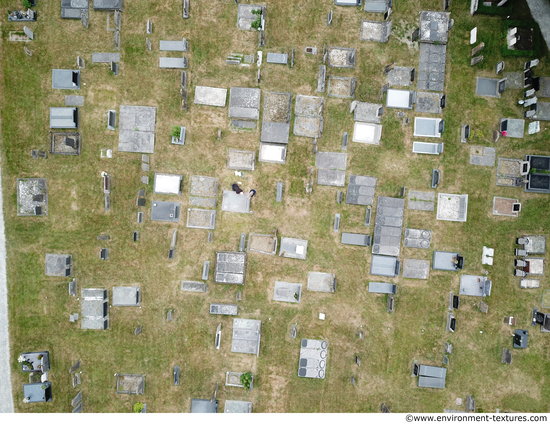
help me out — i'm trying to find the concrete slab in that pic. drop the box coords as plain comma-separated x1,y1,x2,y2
354,102,383,123
316,152,347,170
360,20,392,42
415,92,442,114
317,169,346,186
227,150,255,170
402,259,430,279
307,272,336,293
352,122,382,145
186,208,216,229
194,86,227,107
259,143,287,164
229,87,261,120
279,237,308,260
404,228,431,249
470,146,496,166
273,281,302,303
436,193,468,222
118,105,156,153
222,191,250,213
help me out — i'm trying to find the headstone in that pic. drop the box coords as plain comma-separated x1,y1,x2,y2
291,48,295,69
471,42,485,56
358,330,363,340
327,10,332,26
146,37,151,51
355,355,360,366
142,163,149,172
351,376,356,387
444,342,453,354
276,182,283,202
134,326,142,335
443,0,450,10
141,176,149,184
215,324,221,349
23,26,34,40
236,292,242,301
528,121,540,134
202,261,210,280
381,403,391,413
183,0,189,18
111,61,119,75
239,233,246,252
71,391,82,408
114,31,120,50
137,212,144,223
466,396,475,412
379,83,389,102
524,59,539,70
24,47,32,56
258,31,265,47
411,27,419,42
257,69,261,83
383,62,395,74
167,310,173,321
501,348,512,364
69,279,76,296
387,294,394,312
365,207,372,226
334,214,340,232
496,61,505,74
337,191,343,204
208,232,213,243
478,301,488,313
470,27,477,44
290,324,297,338
133,231,139,242
72,374,81,388
341,132,348,150
471,55,483,66
69,360,81,374
146,20,152,34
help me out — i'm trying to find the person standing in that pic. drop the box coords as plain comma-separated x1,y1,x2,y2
248,189,256,199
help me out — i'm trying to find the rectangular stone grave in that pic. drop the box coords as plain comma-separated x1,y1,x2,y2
316,152,347,170
239,233,246,252
402,259,430,279
341,233,371,246
248,234,277,255
159,57,187,69
276,182,283,202
65,96,84,107
160,40,188,51
210,303,238,315
327,76,356,99
69,360,81,374
437,193,468,222
215,252,246,285
317,65,326,92
266,53,288,64
189,197,217,209
227,150,255,170
387,66,414,87
470,146,495,166
317,169,346,187
137,212,143,223
360,20,392,43
222,191,250,214
186,208,215,229
231,318,261,356
417,43,446,92
334,214,340,232
118,105,156,153
202,261,210,280
352,122,382,145
412,141,444,155
273,281,302,303
346,175,377,206
354,102,383,123
181,281,207,293
92,53,120,63
280,237,308,260
368,282,397,294
307,272,336,293
403,228,431,249
298,339,328,379
415,92,443,114
194,86,227,107
408,190,435,211
372,196,405,257
189,175,218,197
107,110,115,130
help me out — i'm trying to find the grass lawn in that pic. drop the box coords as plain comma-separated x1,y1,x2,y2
1,0,549,413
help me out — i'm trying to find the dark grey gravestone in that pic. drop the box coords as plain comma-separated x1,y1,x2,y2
111,61,119,75
71,391,82,407
72,374,81,388
69,360,81,374
202,261,210,280
351,376,356,387
208,232,213,243
239,233,246,252
181,281,207,293
355,355,360,366
471,55,483,66
334,214,340,232
317,65,326,92
133,231,139,242
236,292,242,302
387,294,394,312
69,279,76,296
137,212,144,223
317,169,346,187
415,92,442,114
167,310,173,321
136,198,146,207
341,233,371,246
412,27,419,42
77,56,85,69
342,132,348,150
337,191,343,204
466,396,475,412
496,61,505,74
276,182,283,202
365,207,372,225
135,326,142,335
501,348,512,364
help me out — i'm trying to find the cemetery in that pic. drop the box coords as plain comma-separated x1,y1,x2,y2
3,0,550,415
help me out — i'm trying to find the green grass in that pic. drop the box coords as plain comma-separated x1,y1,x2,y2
1,0,550,414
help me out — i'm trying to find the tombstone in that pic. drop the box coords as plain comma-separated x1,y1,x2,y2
479,301,488,313
183,0,190,18
470,27,477,44
146,20,152,34
137,212,144,223
334,214,340,232
142,163,149,172
341,132,348,150
236,292,242,301
496,61,505,75
291,48,295,69
471,42,485,56
358,330,363,340
21,25,34,40
383,8,391,20
69,279,76,296
258,31,265,47
350,376,356,387
383,62,395,74
471,55,483,66
444,342,453,354
387,294,394,312
69,360,81,374
239,233,246,252
498,79,506,93
99,248,109,260
133,231,139,242
290,324,297,338
443,355,449,365
337,191,343,204
141,176,149,184
323,51,328,64
355,355,360,366
379,83,389,102
71,391,82,408
365,207,372,226
136,198,146,207
443,0,450,11
72,373,81,388
501,348,512,364
146,37,151,51
168,248,175,260
276,182,283,202
107,110,116,130
381,403,391,413
134,326,142,335
466,396,475,412
257,69,261,83
440,95,446,109
111,61,119,75
167,310,173,322
70,313,79,322
23,46,33,56
327,10,332,26
208,232,213,243
81,14,88,28
114,31,120,50
202,261,210,280
524,59,539,70
215,324,221,349
411,27,420,42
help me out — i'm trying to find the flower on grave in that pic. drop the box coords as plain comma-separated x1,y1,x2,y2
18,355,25,363
23,397,30,404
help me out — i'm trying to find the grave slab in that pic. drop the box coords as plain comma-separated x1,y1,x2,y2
180,281,207,293
354,102,383,123
248,234,277,255
259,142,287,164
210,303,238,315
151,200,180,222
417,43,446,92
273,281,302,303
353,122,382,145
341,233,371,246
186,208,216,229
402,259,430,279
227,150,255,170
317,169,346,186
229,87,261,120
436,193,468,222
499,118,524,138
294,116,323,138
492,197,519,217
316,152,347,170
476,77,501,98
360,20,392,42
159,40,187,51
503,72,523,89
415,92,442,114
370,255,400,277
65,95,84,106
118,105,156,153
470,146,496,166
45,254,72,277
222,191,251,214
112,286,141,306
153,173,182,195
215,252,246,285
327,76,356,99
237,5,265,31
189,175,218,197
91,53,120,63
346,175,377,206
387,66,414,87
298,339,328,379
231,318,261,356
403,228,431,249
533,103,550,121
188,197,217,208
386,89,415,109
194,86,227,107
327,47,356,68
279,237,308,260
159,57,187,69
307,272,336,293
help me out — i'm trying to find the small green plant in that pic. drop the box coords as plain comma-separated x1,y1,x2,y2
22,0,33,8
171,126,181,138
41,384,46,390
250,9,262,30
133,402,144,413
22,361,33,370
37,355,43,360
240,372,253,390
